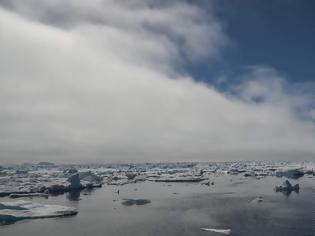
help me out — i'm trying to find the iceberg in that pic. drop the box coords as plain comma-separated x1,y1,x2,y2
79,171,103,188
68,173,83,189
0,200,77,225
79,171,102,183
275,168,304,179
201,228,231,234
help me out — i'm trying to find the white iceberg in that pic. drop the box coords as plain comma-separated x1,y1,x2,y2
0,200,77,225
201,228,231,234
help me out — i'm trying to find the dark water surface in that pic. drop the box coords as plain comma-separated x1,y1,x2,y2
1,175,314,236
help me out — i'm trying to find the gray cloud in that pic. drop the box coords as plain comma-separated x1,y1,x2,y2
0,1,314,164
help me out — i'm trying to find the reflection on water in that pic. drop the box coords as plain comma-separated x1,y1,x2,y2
67,191,81,201
121,199,151,206
0,175,314,236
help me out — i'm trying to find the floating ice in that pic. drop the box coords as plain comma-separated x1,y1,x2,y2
155,175,203,182
201,228,231,234
251,196,263,203
79,171,102,183
68,173,83,189
0,161,313,197
276,169,304,179
0,200,77,225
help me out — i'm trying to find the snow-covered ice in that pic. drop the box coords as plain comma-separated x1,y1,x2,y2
0,161,313,198
0,200,77,225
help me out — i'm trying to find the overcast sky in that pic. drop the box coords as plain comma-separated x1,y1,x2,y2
0,0,314,164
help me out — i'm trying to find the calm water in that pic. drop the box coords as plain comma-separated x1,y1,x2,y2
1,175,314,236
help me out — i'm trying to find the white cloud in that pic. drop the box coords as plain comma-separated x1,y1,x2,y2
0,1,314,164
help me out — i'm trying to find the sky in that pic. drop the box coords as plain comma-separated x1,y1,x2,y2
0,0,314,164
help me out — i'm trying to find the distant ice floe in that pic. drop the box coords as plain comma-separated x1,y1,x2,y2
0,166,103,197
155,175,204,183
0,161,314,198
275,169,304,179
0,200,77,225
201,228,231,234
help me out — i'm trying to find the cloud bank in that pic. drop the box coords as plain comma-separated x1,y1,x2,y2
0,0,314,163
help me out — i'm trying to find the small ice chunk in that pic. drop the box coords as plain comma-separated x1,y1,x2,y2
201,228,231,234
251,196,263,203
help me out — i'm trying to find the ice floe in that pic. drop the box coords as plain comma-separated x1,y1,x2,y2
201,228,231,234
0,200,77,225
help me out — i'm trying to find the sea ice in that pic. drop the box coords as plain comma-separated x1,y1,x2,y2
9,193,49,199
0,200,77,225
0,161,313,197
155,175,203,182
201,228,231,234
